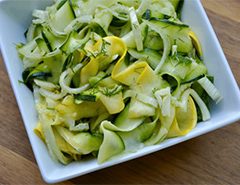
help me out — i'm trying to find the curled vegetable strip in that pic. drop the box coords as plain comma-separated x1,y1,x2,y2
154,87,171,117
154,32,170,73
97,4,130,21
34,79,67,100
99,93,125,114
59,63,90,94
198,76,222,103
143,20,171,73
55,126,102,155
101,116,143,133
144,126,168,146
32,10,48,24
136,0,149,17
167,96,197,137
65,118,89,132
34,79,59,91
98,121,125,163
114,104,145,131
143,110,168,146
124,90,158,108
129,7,143,51
119,115,159,151
64,15,93,33
112,55,161,95
33,86,42,104
173,84,192,100
39,88,67,100
189,89,211,121
38,109,71,164
177,88,210,121
98,115,159,162
176,89,194,111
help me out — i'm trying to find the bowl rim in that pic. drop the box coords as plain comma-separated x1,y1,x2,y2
0,0,240,183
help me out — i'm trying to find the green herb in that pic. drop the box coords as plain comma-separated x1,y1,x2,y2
99,85,123,97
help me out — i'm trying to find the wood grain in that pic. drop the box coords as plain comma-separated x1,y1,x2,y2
0,0,239,184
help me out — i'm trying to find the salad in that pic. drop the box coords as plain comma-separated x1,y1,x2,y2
17,0,222,164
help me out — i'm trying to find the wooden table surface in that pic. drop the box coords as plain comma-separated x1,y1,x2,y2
1,0,240,184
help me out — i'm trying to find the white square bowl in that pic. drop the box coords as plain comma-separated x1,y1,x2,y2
0,0,240,183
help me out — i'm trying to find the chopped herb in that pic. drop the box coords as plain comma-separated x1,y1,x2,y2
99,85,123,97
